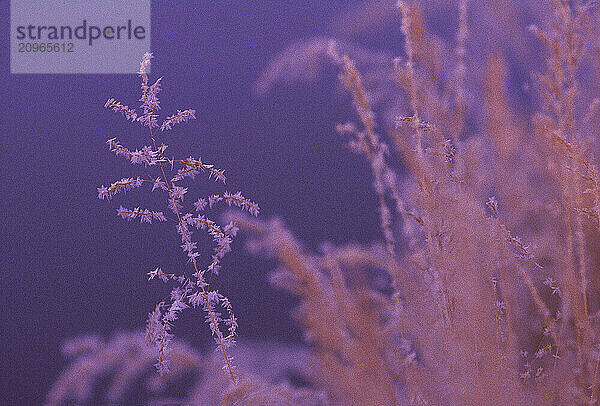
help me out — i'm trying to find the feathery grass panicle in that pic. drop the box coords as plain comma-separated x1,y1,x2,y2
330,44,397,255
104,98,137,121
161,109,196,131
100,54,259,383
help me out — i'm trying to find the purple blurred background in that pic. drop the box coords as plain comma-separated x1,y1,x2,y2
0,1,403,404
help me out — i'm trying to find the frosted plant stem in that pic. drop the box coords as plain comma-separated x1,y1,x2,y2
148,122,236,385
